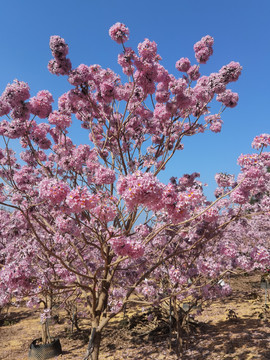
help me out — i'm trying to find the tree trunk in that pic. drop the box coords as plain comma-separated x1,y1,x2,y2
83,326,102,360
173,297,183,357
41,319,51,344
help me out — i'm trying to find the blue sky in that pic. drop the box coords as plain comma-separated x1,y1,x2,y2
0,0,269,199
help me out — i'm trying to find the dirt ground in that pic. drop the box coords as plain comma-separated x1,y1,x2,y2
1,272,270,360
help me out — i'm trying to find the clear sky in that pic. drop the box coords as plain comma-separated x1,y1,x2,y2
0,0,269,199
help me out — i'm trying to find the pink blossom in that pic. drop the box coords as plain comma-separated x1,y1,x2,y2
48,110,72,129
1,119,27,139
153,103,171,121
10,103,31,121
49,35,69,59
187,65,200,81
194,35,214,64
58,92,72,114
237,153,259,167
217,89,239,108
109,22,129,44
68,64,91,86
30,122,51,149
3,80,30,107
169,78,187,95
215,173,235,188
138,38,158,60
0,96,11,116
39,178,70,205
66,186,98,213
162,183,178,206
208,73,226,94
176,57,191,72
141,279,156,298
219,61,242,84
13,166,38,191
99,82,116,103
118,47,135,76
93,166,116,185
117,171,164,211
230,187,250,204
48,58,72,76
209,119,223,133
55,215,80,236
30,90,53,118
251,134,270,150
202,208,219,222
251,246,270,266
48,35,72,76
110,235,144,259
94,201,117,223
193,80,214,103
155,89,170,103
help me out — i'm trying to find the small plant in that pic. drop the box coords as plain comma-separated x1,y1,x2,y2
227,309,238,320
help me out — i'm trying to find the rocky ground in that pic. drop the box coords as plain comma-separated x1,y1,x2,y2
1,272,270,359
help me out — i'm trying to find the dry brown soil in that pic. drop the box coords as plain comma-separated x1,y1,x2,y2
1,272,270,359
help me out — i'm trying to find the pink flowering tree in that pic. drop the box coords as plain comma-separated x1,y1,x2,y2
0,22,268,359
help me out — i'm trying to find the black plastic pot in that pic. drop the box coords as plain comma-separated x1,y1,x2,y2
28,338,62,359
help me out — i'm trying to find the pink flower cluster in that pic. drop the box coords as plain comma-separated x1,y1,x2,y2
237,153,259,168
1,81,32,125
68,64,94,86
66,186,98,213
141,279,156,298
48,110,72,129
176,188,202,209
218,61,242,84
138,38,158,61
92,166,116,185
117,171,164,211
55,215,80,236
176,57,191,72
252,134,270,150
230,187,250,204
230,155,269,204
169,267,188,286
215,173,235,188
3,80,30,107
187,65,200,81
217,89,239,108
162,183,189,222
205,114,223,133
94,201,117,223
109,235,144,259
30,122,52,149
109,22,130,44
39,178,70,205
201,207,219,223
48,35,72,76
30,90,54,119
251,246,270,266
0,96,11,117
194,35,214,64
13,166,39,191
118,47,136,76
